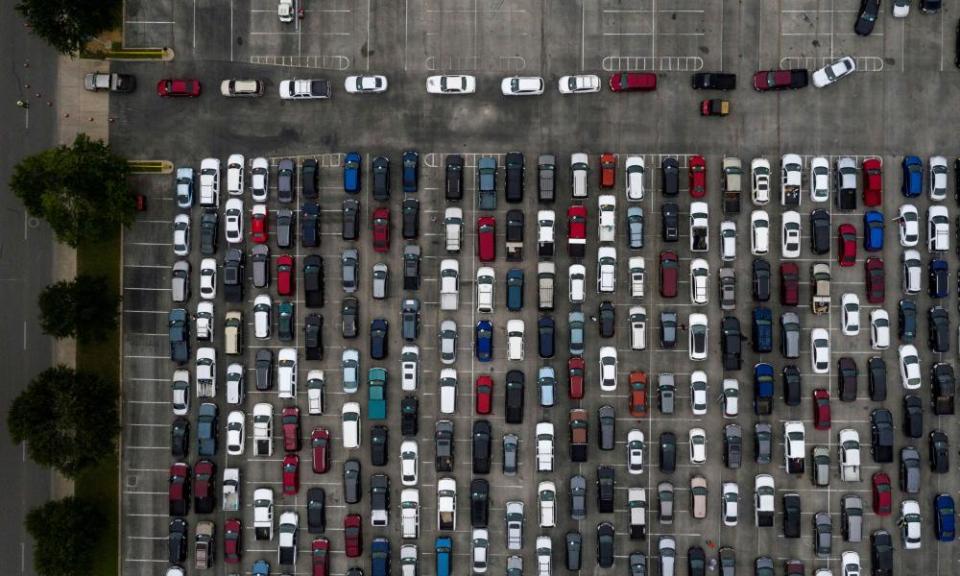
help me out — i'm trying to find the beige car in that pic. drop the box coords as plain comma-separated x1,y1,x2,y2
690,476,708,519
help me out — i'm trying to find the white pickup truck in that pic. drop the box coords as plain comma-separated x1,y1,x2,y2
252,403,274,457
83,72,136,92
437,477,457,531
838,428,862,482
401,488,420,539
222,467,240,512
254,488,274,540
444,208,463,253
440,259,460,311
535,422,554,472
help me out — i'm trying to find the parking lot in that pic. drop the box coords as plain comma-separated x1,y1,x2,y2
109,0,960,575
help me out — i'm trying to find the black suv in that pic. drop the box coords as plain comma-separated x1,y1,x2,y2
783,493,801,538
370,425,388,466
505,370,525,424
928,306,950,352
505,152,524,203
303,255,324,308
301,158,318,199
401,396,418,436
661,158,679,196
472,420,492,474
752,258,771,301
809,209,830,254
402,197,419,239
721,316,742,370
691,72,736,90
223,248,244,303
372,156,390,201
837,357,858,401
301,201,319,247
899,299,917,342
598,301,615,338
200,208,218,255
870,409,894,463
470,479,489,528
868,356,886,401
903,394,923,438
403,245,421,290
659,432,676,473
445,154,464,200
596,466,615,513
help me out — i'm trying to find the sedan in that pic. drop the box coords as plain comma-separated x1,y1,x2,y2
811,328,830,374
930,155,949,200
626,429,644,474
863,210,884,251
898,344,922,389
872,472,893,515
372,208,390,253
172,214,190,256
500,76,544,96
688,155,706,198
899,204,919,246
812,56,856,87
558,74,601,94
690,371,708,415
838,223,857,266
344,75,388,94
224,198,243,244
864,258,885,303
199,258,217,300
282,454,300,495
781,210,801,258
311,427,330,473
426,75,476,94
250,204,268,244
841,293,860,335
688,428,707,464
475,375,493,414
157,78,201,97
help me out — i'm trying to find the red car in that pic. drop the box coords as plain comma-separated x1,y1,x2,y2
277,255,294,296
567,205,587,257
688,155,706,198
344,513,363,557
311,427,330,473
599,153,617,188
780,263,799,306
751,69,809,91
372,207,390,253
282,406,301,452
629,371,648,417
608,72,657,92
312,538,330,576
475,375,493,414
477,216,496,262
872,472,893,515
157,78,201,97
812,389,831,430
837,224,857,266
659,251,679,298
862,158,883,206
193,459,216,514
864,257,885,304
168,462,191,516
568,356,584,399
282,454,300,495
251,207,268,244
223,518,242,564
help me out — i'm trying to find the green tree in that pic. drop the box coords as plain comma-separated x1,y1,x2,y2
8,366,118,477
37,275,120,343
25,497,103,576
16,0,121,55
9,134,134,247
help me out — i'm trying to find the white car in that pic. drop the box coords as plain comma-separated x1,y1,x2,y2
783,421,806,473
199,258,217,299
629,306,646,351
224,198,243,244
811,328,830,374
400,441,419,486
226,154,244,195
596,246,616,293
278,0,294,22
401,346,420,392
598,346,618,392
751,158,771,205
342,349,360,393
426,75,476,94
277,347,297,399
250,157,269,202
626,429,644,474
344,75,388,94
722,379,739,418
898,345,921,389
841,293,861,335
472,529,489,573
721,483,739,527
781,154,803,204
750,210,770,255
898,204,920,246
439,320,458,365
598,195,616,242
870,309,891,350
810,156,830,202
306,370,324,415
688,428,707,464
226,410,245,456
558,74,600,94
689,258,709,304
690,370,708,416
625,156,645,200
199,157,220,206
629,257,645,299
841,551,861,576
507,320,524,361
500,76,544,96
893,0,910,16
900,500,922,549
930,155,948,200
171,369,190,415
253,294,271,339
172,214,190,256
781,210,801,258
568,264,586,303
720,221,737,261
902,249,922,294
341,402,361,449
438,368,456,414
928,205,950,251
812,56,856,88
570,153,589,198
688,313,708,361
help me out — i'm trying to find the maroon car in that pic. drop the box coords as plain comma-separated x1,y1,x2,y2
780,263,799,306
659,251,679,298
223,518,242,564
752,69,809,91
282,406,301,452
193,459,216,514
312,427,330,474
864,257,885,303
169,462,191,516
344,513,363,557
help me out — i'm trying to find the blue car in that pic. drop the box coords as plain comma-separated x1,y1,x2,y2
252,560,270,576
935,493,956,542
506,268,524,311
902,156,923,197
343,151,361,193
435,537,452,576
863,211,884,251
929,259,949,298
538,316,556,359
751,307,773,353
475,320,493,361
402,150,419,192
753,363,775,415
371,537,391,576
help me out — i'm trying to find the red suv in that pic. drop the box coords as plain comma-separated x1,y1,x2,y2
477,216,496,262
659,251,679,298
169,462,191,516
568,356,584,399
608,72,657,92
312,538,330,576
872,472,892,515
282,454,300,495
837,224,857,266
475,375,493,414
864,257,885,303
599,153,617,188
277,255,294,296
812,389,831,430
372,207,390,253
862,158,883,206
282,406,301,452
629,371,648,417
780,263,799,306
223,518,242,564
344,514,363,557
194,459,216,514
688,155,706,198
311,427,330,474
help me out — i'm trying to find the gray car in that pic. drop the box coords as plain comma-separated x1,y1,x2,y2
538,154,556,202
341,297,358,339
343,458,361,504
755,422,773,464
813,446,830,487
255,349,272,391
780,312,801,359
251,244,270,288
401,298,420,341
724,423,742,469
341,249,359,293
569,474,586,519
658,373,675,414
627,206,644,249
841,494,863,542
277,158,295,203
719,268,736,311
813,511,832,557
568,310,585,355
342,198,360,240
502,433,519,475
372,263,389,299
438,320,457,365
658,482,674,524
900,446,921,494
171,260,190,303
276,209,293,248
477,156,497,210
564,531,581,571
660,311,678,347
506,555,522,576
598,405,615,450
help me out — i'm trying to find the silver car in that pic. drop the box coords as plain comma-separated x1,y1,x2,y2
276,209,293,248
277,158,295,203
658,536,676,576
568,310,585,355
341,349,360,393
505,501,524,550
251,244,270,288
341,249,359,293
439,320,457,365
171,260,190,303
372,263,389,299
627,206,644,249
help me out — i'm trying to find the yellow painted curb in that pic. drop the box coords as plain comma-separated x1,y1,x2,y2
127,160,173,174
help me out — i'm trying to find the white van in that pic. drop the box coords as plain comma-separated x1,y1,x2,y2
226,363,244,405
253,295,271,339
568,265,586,303
277,347,297,399
226,154,245,196
401,346,420,392
507,320,525,361
341,402,361,449
439,368,457,414
571,153,588,198
476,267,495,313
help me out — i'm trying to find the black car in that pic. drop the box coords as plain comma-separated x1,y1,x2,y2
171,417,190,458
903,394,923,438
307,488,326,533
505,151,524,203
838,357,858,401
809,209,830,254
255,349,272,391
304,314,323,360
691,72,736,90
341,297,358,339
537,154,556,202
928,306,950,352
783,365,801,406
871,530,893,576
277,158,295,203
721,316,742,371
301,202,319,247
596,522,615,568
868,356,887,401
401,395,418,436
659,311,678,348
402,197,419,239
199,208,218,255
223,248,244,303
661,202,679,242
598,301,616,338
372,156,390,201
169,518,188,564
301,158,318,199
871,409,894,463
403,245,421,290
596,466,615,513
752,258,771,301
470,479,489,528
538,316,555,358
370,318,388,360
370,425,388,466
723,423,742,469
661,157,679,197
303,255,324,308
402,150,419,193
598,405,615,450
898,299,917,342
783,493,801,538
342,198,360,240
472,420,492,474
929,260,949,298
505,370,525,424
929,429,950,473
659,432,676,473
445,154,464,200
169,309,190,364
932,362,956,415
687,546,706,576
854,0,880,36
565,532,583,571
435,420,454,472
343,458,361,504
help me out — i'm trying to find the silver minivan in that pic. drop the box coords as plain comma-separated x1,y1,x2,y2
659,536,676,576
841,494,863,543
171,260,190,303
658,481,674,524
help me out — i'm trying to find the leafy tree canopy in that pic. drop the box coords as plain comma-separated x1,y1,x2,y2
16,0,121,55
38,275,120,343
25,497,104,576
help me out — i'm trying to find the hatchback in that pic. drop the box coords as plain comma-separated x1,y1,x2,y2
838,223,857,266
